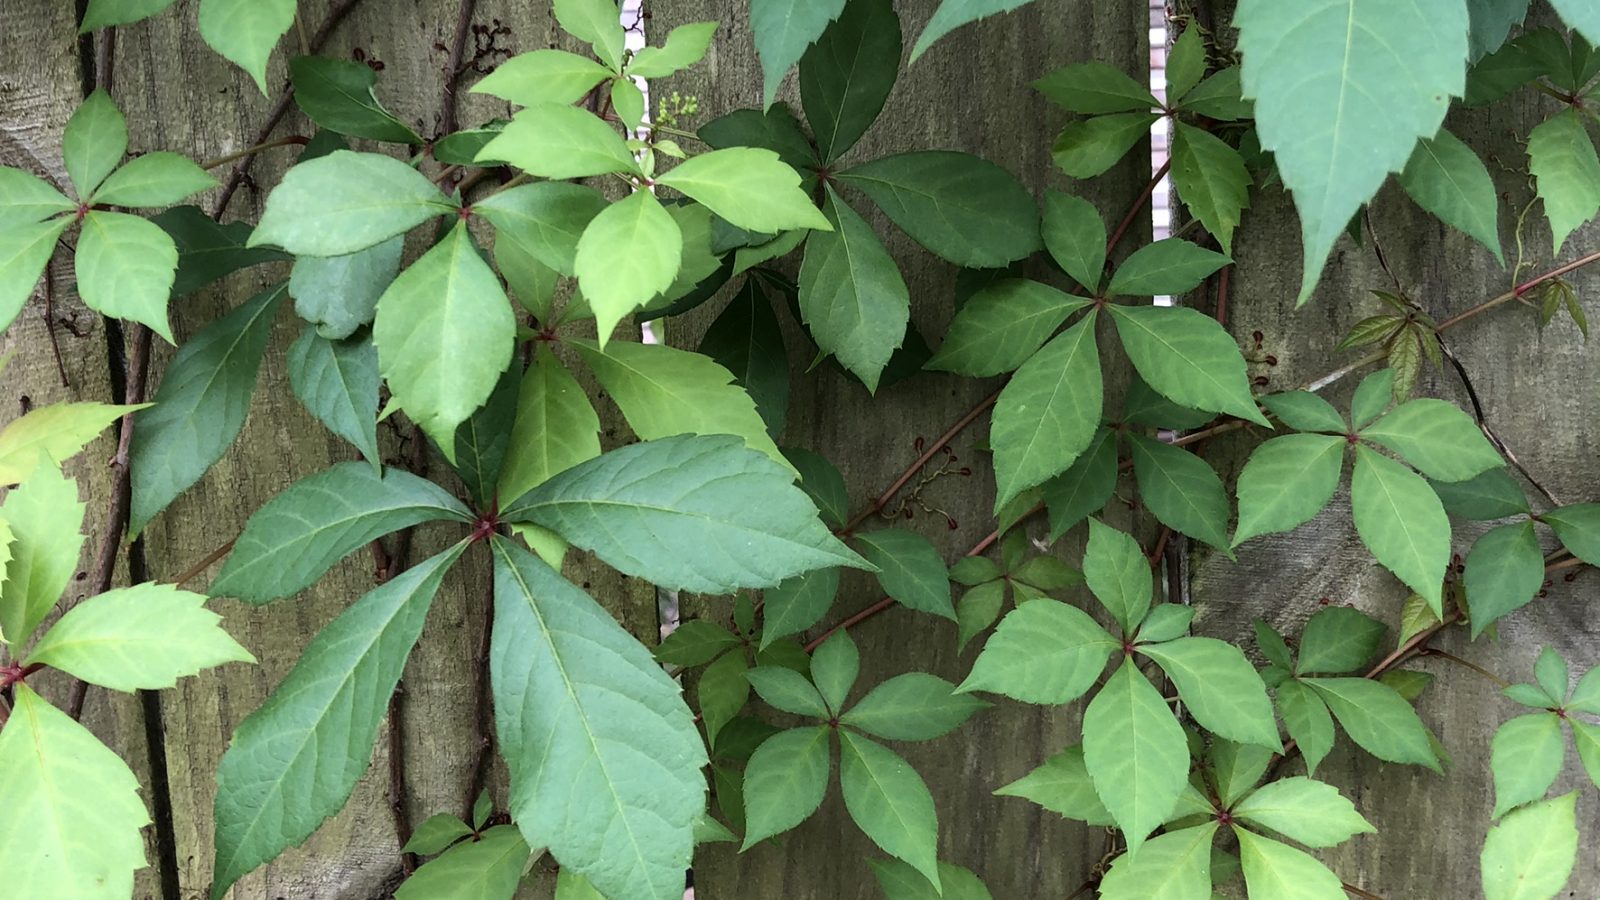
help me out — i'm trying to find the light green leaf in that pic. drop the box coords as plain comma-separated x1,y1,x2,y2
497,346,601,503
1296,606,1386,675
1398,129,1503,263
1528,109,1600,256
750,0,848,107
0,464,85,648
286,328,380,470
839,730,941,890
1541,503,1600,566
1041,190,1107,292
75,210,178,340
1233,434,1344,547
0,168,73,228
911,0,1034,61
490,537,705,900
1490,713,1564,818
1170,122,1250,255
741,726,831,847
1305,676,1440,770
553,0,624,69
289,236,402,340
129,283,284,534
90,151,216,208
1051,112,1159,179
1108,239,1230,297
838,151,1040,267
199,0,295,92
871,859,994,900
1082,657,1190,855
1465,521,1545,637
401,814,474,856
25,583,251,690
574,191,683,343
1360,398,1501,482
746,666,830,718
800,0,900,162
471,49,614,107
288,56,422,144
1429,468,1530,520
1083,518,1152,635
210,461,469,603
994,744,1113,825
842,673,986,741
1235,828,1347,900
503,434,867,593
761,567,839,649
1233,777,1374,847
1129,434,1232,551
1277,678,1336,777
1098,823,1216,900
1550,0,1600,44
1350,445,1451,614
81,0,179,29
853,528,954,620
0,686,149,899
1480,793,1579,900
476,182,607,278
1139,637,1281,750
1235,0,1467,303
658,148,830,233
249,151,451,256
1034,62,1160,114
927,279,1089,377
0,217,70,332
958,598,1117,704
394,826,531,900
1261,391,1347,433
797,186,909,392
991,311,1102,512
628,21,718,77
812,630,860,713
63,89,127,197
477,103,637,180
1165,25,1207,102
1109,304,1267,425
212,546,465,898
1572,720,1600,789
0,401,143,485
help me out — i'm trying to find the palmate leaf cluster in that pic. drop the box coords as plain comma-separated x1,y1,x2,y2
3,0,1600,898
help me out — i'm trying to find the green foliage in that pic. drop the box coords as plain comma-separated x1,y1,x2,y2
799,187,910,391
854,528,956,620
395,826,531,900
837,151,1041,266
1480,793,1579,900
0,462,86,645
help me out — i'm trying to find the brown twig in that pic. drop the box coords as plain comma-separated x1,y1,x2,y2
1343,882,1387,900
439,0,480,138
173,538,236,587
1107,158,1171,256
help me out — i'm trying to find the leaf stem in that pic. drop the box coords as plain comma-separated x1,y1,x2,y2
199,135,311,171
1415,648,1511,688
1107,158,1172,256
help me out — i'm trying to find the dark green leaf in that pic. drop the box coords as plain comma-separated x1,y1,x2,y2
1277,678,1335,777
150,206,288,298
854,528,956,620
1041,189,1107,292
991,311,1102,512
289,56,420,144
286,328,381,471
842,673,986,741
741,726,831,847
926,279,1089,377
1033,62,1159,114
1107,239,1230,297
1129,433,1232,551
1539,503,1600,566
1398,129,1503,263
1260,391,1346,433
699,278,790,437
1043,428,1117,540
1109,304,1267,425
1170,122,1251,255
1296,607,1386,675
1305,676,1440,770
839,730,941,889
750,0,848,107
655,620,740,667
838,151,1040,267
1465,521,1545,637
800,0,900,162
699,104,820,172
1051,113,1159,179
798,187,909,392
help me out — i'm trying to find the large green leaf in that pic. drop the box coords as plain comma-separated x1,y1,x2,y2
497,346,602,503
797,187,909,392
740,726,831,847
250,151,450,256
1139,637,1281,750
800,0,900,161
1041,190,1107,292
1490,713,1564,818
958,598,1117,704
489,537,706,900
927,279,1088,377
838,151,1040,267
854,528,955,620
1170,122,1250,255
286,328,381,470
1550,0,1600,44
1480,793,1579,900
1233,434,1344,547
62,90,127,197
1128,434,1231,551
1398,129,1503,262
1082,657,1190,854
129,283,284,535
288,236,402,340
1108,304,1267,425
503,434,867,593
211,546,464,898
0,464,85,653
1083,518,1153,636
699,651,751,748
1296,607,1386,675
1034,62,1160,114
1360,398,1502,482
1052,112,1160,179
0,686,149,899
472,48,613,107
993,744,1112,825
211,462,470,603
475,182,607,278
750,0,848,107
1541,503,1600,566
911,0,1035,61
842,673,986,741
1234,828,1347,900
838,730,941,889
1235,0,1468,303
80,0,180,29
198,0,295,92
1107,239,1230,297
288,56,421,144
1043,428,1117,539
991,311,1102,512
761,567,839,649
0,400,144,485
1529,107,1600,256
699,104,819,172
394,826,531,900
1097,823,1216,900
1232,777,1374,847
1465,521,1545,637
0,167,73,227
574,190,683,343
1304,676,1440,770
1276,678,1336,777
90,151,216,208
553,0,624,69
1350,445,1451,614
25,583,251,690
75,210,178,341
658,149,829,234
0,217,71,332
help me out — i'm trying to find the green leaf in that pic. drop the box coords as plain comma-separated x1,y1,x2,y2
1013,555,1084,591
1129,434,1232,551
1261,391,1346,433
1138,604,1195,645
958,598,1117,704
1398,129,1503,263
658,149,830,234
838,151,1040,267
198,0,295,92
911,0,1034,61
797,187,910,392
1041,190,1107,292
746,666,830,717
551,0,623,69
1139,637,1281,750
0,464,85,651
0,400,144,485
1233,777,1373,847
800,0,900,162
448,360,516,504
699,277,790,437
1490,713,1564,818
249,151,450,256
927,279,1089,377
471,49,614,107
289,236,402,340
1083,518,1152,635
1350,445,1451,614
129,283,284,534
0,686,149,899
503,434,867,593
1170,123,1251,255
151,205,288,297
1535,647,1570,704
0,217,70,333
1051,112,1159,179
25,583,251,690
1304,676,1439,770
574,190,683,342
210,462,470,603
628,21,718,77
991,311,1102,512
75,210,178,340
1108,239,1230,297
81,0,179,29
1235,0,1467,303
761,567,839,649
1465,521,1545,637
1034,62,1160,114
839,730,941,889
993,744,1112,825
750,0,848,106
480,102,637,179
288,56,421,144
1572,720,1600,788
1082,657,1190,854
1430,468,1530,520
1349,369,1395,429
401,814,474,856
854,528,955,620
1296,607,1387,675
575,340,786,467
1277,678,1336,777
90,151,215,208
699,649,751,747
1538,503,1600,566
1233,434,1344,547
1043,428,1118,540
871,859,994,900
286,328,381,470
955,579,1005,651
1360,399,1502,482
475,182,607,279
1480,793,1579,900
211,545,464,898
1097,823,1216,900
489,537,705,900
655,620,739,667
1165,26,1207,102
700,104,820,172
1235,828,1346,900
1527,108,1600,255
394,826,531,900
1109,304,1267,426
1466,0,1530,61
1211,739,1273,807
1551,0,1600,44
741,726,831,847
496,345,602,504
62,90,127,197
842,673,986,741
811,630,860,713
